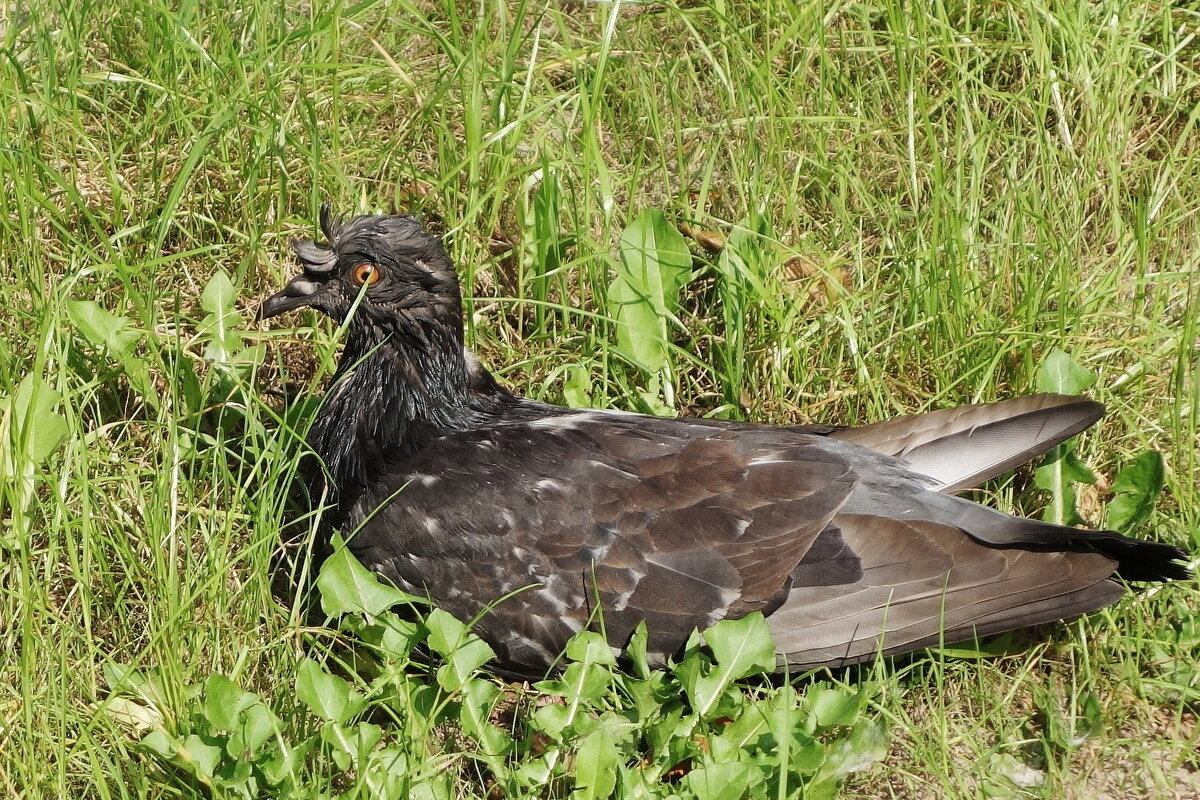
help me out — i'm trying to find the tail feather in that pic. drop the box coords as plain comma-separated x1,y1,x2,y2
925,494,1192,582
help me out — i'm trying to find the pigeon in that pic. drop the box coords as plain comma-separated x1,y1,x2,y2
258,206,1190,678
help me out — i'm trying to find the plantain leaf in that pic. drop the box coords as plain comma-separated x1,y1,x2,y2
5,376,69,466
1036,348,1096,395
1034,350,1098,525
199,270,243,364
574,726,618,800
295,659,363,724
317,537,424,617
607,209,692,377
1106,451,1164,532
67,301,142,358
689,613,776,716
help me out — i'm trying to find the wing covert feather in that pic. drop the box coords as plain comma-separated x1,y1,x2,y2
347,413,857,671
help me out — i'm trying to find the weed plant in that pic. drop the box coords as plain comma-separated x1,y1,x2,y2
1,1,1198,797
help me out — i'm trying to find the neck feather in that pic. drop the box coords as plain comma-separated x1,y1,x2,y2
304,314,473,505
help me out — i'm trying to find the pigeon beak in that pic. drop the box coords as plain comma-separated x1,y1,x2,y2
257,274,327,320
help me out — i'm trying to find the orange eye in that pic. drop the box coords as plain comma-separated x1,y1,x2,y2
352,263,381,286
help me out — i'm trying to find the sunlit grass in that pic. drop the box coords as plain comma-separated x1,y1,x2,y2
1,0,1197,797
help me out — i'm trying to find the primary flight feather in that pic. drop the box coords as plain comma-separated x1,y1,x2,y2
259,207,1189,678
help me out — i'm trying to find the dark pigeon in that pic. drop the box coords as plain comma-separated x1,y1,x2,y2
259,206,1191,678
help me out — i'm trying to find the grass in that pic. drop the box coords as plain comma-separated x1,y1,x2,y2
1,0,1198,796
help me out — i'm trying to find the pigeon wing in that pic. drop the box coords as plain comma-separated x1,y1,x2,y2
832,393,1104,493
767,514,1123,668
345,412,857,675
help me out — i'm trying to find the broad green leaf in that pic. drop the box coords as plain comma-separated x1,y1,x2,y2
262,739,312,787
1034,446,1095,526
66,301,157,406
103,663,169,708
139,728,178,759
566,630,618,666
516,755,557,787
322,721,355,771
457,680,511,755
202,674,254,730
231,343,267,367
229,702,278,756
317,539,422,616
213,761,254,791
682,761,753,800
100,696,164,736
625,620,651,679
719,695,775,749
607,275,667,374
790,738,827,773
568,661,614,703
691,613,776,716
355,721,383,754
1106,451,1164,531
820,718,888,778
537,656,613,705
636,372,675,417
200,270,243,363
22,397,69,466
808,684,863,729
25,411,69,467
201,269,238,316
321,720,382,770
295,659,363,724
178,734,223,780
563,364,592,408
67,301,141,357
5,376,70,466
423,607,495,689
532,701,573,740
574,726,618,799
1036,349,1096,394
608,209,691,376
435,635,495,692
641,705,693,759
409,772,456,800
367,743,414,779
424,607,469,656
358,612,424,659
705,613,776,680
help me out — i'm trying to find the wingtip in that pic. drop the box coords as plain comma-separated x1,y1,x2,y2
1024,393,1106,429
834,393,1110,493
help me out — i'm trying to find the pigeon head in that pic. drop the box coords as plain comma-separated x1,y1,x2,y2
259,205,461,342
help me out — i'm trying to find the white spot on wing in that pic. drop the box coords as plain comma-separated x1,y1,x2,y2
588,460,638,479
524,413,591,431
705,587,741,625
523,409,642,431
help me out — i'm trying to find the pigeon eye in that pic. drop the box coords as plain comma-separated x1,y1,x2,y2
352,263,381,286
